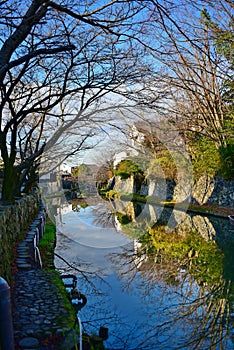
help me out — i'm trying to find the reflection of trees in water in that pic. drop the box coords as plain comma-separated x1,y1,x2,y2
80,283,143,349
55,199,234,349
180,279,233,349
142,263,233,349
55,230,144,349
108,225,234,349
73,264,148,350
91,201,117,228
75,275,120,337
55,246,129,345
55,251,104,294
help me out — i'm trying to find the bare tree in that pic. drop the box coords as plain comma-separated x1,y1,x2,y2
143,0,233,149
2,0,231,203
0,0,158,203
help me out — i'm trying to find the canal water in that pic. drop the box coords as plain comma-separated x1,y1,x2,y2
54,198,234,350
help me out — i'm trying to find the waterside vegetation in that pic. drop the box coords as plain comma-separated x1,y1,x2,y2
38,219,78,343
39,218,106,350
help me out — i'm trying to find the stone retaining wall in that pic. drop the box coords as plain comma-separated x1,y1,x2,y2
113,175,234,208
0,192,40,283
192,176,234,206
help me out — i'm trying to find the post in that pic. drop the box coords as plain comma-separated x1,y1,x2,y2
0,277,14,350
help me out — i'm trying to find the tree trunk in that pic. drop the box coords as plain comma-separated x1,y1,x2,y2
1,164,17,204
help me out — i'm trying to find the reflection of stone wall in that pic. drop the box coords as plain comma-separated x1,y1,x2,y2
192,215,216,241
139,205,222,241
114,175,135,193
0,192,40,283
148,178,168,200
0,178,2,199
113,199,136,221
170,211,216,241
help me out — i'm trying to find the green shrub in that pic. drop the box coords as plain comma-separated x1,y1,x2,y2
115,211,132,225
106,190,118,199
189,135,234,180
114,159,143,179
219,143,234,179
146,150,177,180
189,136,222,179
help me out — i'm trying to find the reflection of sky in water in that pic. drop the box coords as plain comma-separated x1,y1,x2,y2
56,205,132,249
55,202,234,349
76,267,204,349
78,272,151,348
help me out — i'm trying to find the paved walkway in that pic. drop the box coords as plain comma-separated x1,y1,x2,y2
11,209,78,350
12,269,76,350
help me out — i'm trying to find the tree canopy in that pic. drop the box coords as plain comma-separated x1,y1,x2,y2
0,0,155,202
0,0,233,202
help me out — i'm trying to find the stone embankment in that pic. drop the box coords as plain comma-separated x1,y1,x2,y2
192,176,234,207
113,175,234,208
0,192,40,283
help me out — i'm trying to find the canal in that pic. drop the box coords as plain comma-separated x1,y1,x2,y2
54,198,234,350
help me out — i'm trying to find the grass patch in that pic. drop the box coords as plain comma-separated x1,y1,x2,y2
38,217,56,269
38,217,78,338
51,270,77,325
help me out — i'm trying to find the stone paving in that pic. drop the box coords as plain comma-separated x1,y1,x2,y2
11,209,77,350
12,269,76,350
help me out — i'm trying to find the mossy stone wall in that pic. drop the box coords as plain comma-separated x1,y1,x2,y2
0,192,40,283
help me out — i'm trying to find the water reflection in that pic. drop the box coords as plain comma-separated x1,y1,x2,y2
54,197,234,349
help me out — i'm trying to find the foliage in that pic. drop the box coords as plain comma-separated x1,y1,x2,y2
114,211,132,225
71,167,79,177
105,190,119,199
200,7,234,149
189,134,234,179
189,135,222,179
201,8,234,68
38,218,56,269
146,149,177,180
114,159,144,179
140,226,224,286
77,163,89,176
219,143,234,179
